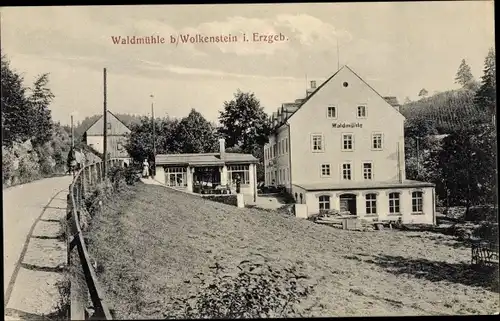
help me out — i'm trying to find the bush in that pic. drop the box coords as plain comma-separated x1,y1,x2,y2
109,164,140,188
203,195,238,206
164,262,314,319
473,222,499,244
465,206,498,222
280,191,296,204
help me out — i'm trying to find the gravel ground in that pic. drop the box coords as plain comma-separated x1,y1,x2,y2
87,183,499,319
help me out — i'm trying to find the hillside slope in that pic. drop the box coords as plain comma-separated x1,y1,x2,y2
87,183,498,318
401,89,488,134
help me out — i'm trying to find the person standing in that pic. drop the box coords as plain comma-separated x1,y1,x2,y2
142,158,150,178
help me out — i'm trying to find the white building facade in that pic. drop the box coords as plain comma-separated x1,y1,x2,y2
264,66,436,225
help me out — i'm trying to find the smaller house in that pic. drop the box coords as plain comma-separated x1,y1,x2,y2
154,139,259,200
83,110,132,165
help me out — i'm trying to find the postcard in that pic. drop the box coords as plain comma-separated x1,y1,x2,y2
2,2,497,319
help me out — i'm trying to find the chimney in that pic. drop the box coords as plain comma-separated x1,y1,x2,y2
219,138,225,159
310,80,317,89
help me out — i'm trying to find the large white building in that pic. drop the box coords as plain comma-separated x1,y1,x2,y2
263,65,436,225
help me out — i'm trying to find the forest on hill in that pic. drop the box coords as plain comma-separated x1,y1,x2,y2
400,88,489,134
401,54,494,135
403,48,496,217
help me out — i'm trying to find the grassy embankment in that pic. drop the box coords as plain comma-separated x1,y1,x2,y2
86,183,499,318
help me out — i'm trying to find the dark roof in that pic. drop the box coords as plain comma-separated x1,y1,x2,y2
272,65,405,131
82,110,132,134
294,179,435,191
383,96,401,108
155,152,259,166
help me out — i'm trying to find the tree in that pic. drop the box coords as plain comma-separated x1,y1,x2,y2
434,124,497,215
474,48,496,124
404,97,412,104
418,88,428,98
28,73,54,146
219,90,272,182
218,90,272,154
175,109,218,153
125,116,179,163
1,55,32,146
455,59,475,88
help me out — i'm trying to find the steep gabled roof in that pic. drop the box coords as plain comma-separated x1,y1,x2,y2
273,65,404,131
82,110,132,134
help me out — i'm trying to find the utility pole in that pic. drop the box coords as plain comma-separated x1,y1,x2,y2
103,68,108,180
151,94,156,176
416,137,420,177
70,115,74,149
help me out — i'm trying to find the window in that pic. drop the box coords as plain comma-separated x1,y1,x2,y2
165,167,187,187
412,191,423,213
117,142,123,151
228,165,250,185
107,122,112,130
342,163,352,180
281,139,285,154
357,105,367,118
327,106,337,119
342,134,354,151
273,144,277,158
321,164,331,177
389,192,400,214
285,138,288,153
311,134,324,152
372,133,383,150
365,193,377,215
363,162,373,180
319,195,331,211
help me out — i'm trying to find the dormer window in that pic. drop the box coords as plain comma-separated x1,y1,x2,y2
357,105,367,118
327,106,337,119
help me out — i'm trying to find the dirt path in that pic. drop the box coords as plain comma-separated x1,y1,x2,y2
3,176,72,320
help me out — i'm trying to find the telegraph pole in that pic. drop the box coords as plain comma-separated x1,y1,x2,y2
103,68,108,179
151,94,156,176
416,137,420,177
70,115,74,149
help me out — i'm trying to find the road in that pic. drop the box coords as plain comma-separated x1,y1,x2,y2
3,175,72,319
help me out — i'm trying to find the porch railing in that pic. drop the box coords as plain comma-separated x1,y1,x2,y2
67,158,122,320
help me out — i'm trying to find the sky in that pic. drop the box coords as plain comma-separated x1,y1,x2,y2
1,2,495,125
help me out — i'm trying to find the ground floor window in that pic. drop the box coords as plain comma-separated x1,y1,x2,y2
412,191,423,213
319,195,331,211
165,167,187,187
365,193,377,214
389,192,400,214
228,165,250,185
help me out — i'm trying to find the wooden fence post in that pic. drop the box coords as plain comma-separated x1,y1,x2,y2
93,164,98,185
81,169,86,198
88,166,92,186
